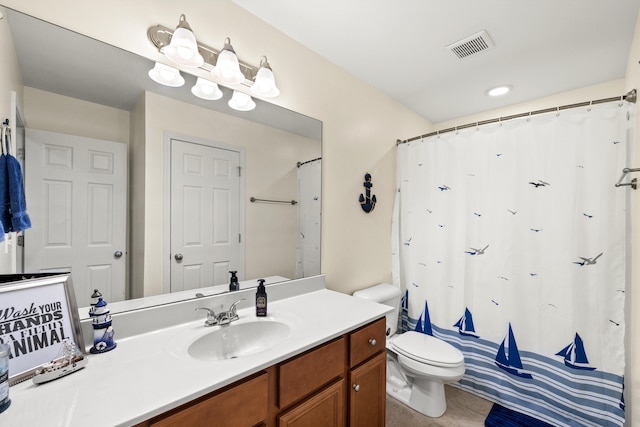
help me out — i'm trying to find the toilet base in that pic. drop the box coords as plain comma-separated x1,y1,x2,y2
386,377,447,418
386,351,449,418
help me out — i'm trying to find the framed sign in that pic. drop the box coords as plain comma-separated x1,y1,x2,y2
0,273,85,385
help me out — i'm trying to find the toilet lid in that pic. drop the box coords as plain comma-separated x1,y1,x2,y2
392,331,464,367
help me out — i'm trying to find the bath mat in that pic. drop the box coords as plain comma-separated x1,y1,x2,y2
485,404,554,427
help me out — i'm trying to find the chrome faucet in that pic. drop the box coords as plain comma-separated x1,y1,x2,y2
195,307,219,327
217,298,246,325
195,298,246,327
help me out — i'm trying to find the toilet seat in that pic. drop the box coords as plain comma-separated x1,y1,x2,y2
391,331,464,367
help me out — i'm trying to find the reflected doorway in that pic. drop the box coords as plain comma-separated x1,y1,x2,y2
169,137,243,292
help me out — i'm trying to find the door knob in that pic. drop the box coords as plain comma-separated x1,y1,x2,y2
175,253,184,261
114,251,123,258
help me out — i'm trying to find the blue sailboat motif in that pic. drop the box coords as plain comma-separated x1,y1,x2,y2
495,323,533,379
453,307,479,338
414,300,433,335
555,333,596,371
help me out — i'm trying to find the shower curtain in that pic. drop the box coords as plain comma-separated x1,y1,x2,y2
393,101,631,426
296,158,322,278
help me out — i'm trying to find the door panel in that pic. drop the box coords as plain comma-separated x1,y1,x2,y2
25,129,127,307
170,138,241,292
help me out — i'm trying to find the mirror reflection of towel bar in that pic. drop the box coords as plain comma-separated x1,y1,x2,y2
615,167,640,190
250,197,298,205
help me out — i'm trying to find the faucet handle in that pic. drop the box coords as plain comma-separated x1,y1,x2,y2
227,298,246,321
195,307,218,327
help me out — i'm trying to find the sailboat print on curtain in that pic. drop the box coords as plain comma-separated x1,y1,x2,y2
555,333,596,371
495,323,533,379
414,300,433,335
453,307,479,338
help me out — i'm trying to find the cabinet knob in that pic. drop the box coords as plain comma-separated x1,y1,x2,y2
368,338,377,346
352,384,360,392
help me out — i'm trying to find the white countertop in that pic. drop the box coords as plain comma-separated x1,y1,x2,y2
4,288,389,427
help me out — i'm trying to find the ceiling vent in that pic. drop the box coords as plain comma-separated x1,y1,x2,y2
446,30,495,59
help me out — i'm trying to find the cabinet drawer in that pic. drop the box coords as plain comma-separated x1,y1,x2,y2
349,317,386,368
149,372,268,427
279,336,346,408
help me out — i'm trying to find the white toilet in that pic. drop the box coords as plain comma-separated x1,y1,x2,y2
353,283,465,418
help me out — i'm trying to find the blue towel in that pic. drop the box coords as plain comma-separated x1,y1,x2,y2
6,151,31,232
0,152,9,239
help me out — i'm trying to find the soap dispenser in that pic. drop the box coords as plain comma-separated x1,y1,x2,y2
256,279,267,317
229,270,239,292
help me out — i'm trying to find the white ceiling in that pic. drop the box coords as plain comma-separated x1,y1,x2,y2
232,1,640,124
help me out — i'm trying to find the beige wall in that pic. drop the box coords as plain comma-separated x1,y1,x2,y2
22,87,130,142
17,86,131,210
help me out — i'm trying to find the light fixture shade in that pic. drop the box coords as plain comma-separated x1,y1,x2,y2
251,57,280,98
163,14,204,67
148,62,185,87
211,38,245,85
191,77,223,100
228,90,256,111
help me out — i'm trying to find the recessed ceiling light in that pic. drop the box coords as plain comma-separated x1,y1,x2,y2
487,85,512,97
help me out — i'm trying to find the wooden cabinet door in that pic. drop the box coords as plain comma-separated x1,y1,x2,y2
278,379,345,427
349,352,386,427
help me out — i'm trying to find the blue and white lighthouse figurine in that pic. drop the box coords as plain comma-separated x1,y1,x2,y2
89,289,117,354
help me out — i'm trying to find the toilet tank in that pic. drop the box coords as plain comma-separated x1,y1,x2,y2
353,283,401,337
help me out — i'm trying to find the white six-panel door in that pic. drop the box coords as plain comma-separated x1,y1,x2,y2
24,129,127,307
170,138,241,292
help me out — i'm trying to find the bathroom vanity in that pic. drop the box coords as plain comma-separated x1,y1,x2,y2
4,276,390,426
136,317,386,426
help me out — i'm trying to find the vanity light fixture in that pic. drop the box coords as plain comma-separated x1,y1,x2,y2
148,62,185,87
162,14,204,68
487,85,512,97
191,77,223,100
211,38,245,85
147,15,281,109
228,90,256,111
250,56,280,98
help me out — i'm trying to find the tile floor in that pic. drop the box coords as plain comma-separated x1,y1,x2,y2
385,385,493,427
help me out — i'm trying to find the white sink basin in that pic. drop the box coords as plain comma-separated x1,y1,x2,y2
187,320,291,361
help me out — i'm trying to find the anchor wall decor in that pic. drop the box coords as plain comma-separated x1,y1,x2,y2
359,173,376,213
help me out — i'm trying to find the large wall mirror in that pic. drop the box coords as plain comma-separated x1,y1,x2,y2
3,7,322,310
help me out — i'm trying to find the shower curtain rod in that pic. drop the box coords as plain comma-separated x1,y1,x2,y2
297,157,322,167
397,89,637,145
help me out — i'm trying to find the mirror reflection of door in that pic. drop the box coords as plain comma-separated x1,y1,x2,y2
170,138,242,292
24,129,127,307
